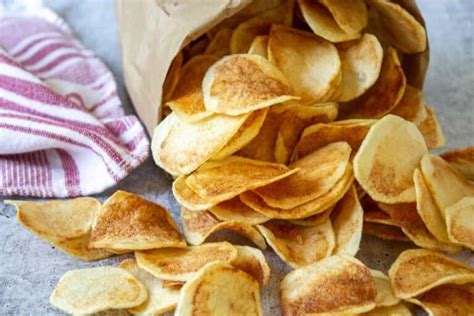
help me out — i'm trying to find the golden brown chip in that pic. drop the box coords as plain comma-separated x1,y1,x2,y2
445,197,474,250
248,35,269,57
254,142,351,209
364,222,410,242
388,249,474,299
363,303,412,316
120,259,180,315
337,34,383,102
390,85,427,124
136,242,238,282
339,47,406,119
354,115,428,203
202,54,297,115
204,28,232,58
89,191,185,251
298,0,361,43
288,205,334,226
362,197,398,226
50,267,147,315
175,261,262,316
152,111,250,177
370,0,427,54
230,17,272,54
180,208,266,250
172,176,216,211
268,24,341,102
257,220,335,268
319,0,368,35
441,146,474,180
163,52,183,102
166,55,217,122
280,255,376,315
209,197,270,225
185,156,297,204
421,154,474,217
370,270,401,307
416,106,446,149
232,245,270,286
331,185,363,256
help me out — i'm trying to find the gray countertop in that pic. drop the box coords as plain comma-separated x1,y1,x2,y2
1,0,473,314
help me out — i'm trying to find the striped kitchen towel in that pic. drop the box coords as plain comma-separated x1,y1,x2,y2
0,7,149,197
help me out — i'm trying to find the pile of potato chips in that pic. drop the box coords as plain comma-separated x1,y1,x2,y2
6,0,474,315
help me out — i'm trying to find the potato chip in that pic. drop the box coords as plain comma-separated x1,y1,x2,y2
120,259,180,315
204,28,232,58
339,47,406,119
172,176,216,211
420,154,474,218
163,52,183,102
268,24,341,102
232,245,270,286
185,156,297,204
209,197,270,225
363,303,412,316
416,106,446,149
288,205,334,226
281,255,376,315
331,185,363,256
390,85,427,124
50,267,147,315
166,55,217,122
89,191,185,251
184,36,210,60
388,249,474,299
248,35,269,57
293,119,375,161
202,54,297,115
370,270,400,307
136,242,238,282
180,208,266,249
445,197,474,250
298,0,361,43
175,261,262,316
241,163,354,219
364,222,410,242
407,284,474,316
162,280,185,288
441,146,474,180
257,220,334,268
362,197,398,226
230,17,272,54
254,142,351,209
211,108,268,160
319,0,368,35
337,34,383,102
370,1,426,54
413,168,450,243
152,111,250,177
354,115,428,203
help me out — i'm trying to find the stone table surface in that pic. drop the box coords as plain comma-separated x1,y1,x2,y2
0,0,473,315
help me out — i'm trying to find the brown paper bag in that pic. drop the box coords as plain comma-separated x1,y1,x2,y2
116,0,429,135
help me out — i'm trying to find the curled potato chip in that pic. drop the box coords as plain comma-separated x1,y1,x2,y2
152,112,249,177
185,156,297,204
390,85,427,124
232,245,270,286
90,191,185,251
331,185,363,256
388,249,474,299
421,154,474,218
8,198,112,261
354,115,428,203
120,259,180,315
163,53,183,102
288,205,334,226
445,197,474,250
166,55,217,122
254,142,351,209
298,0,361,43
248,35,269,57
241,163,354,219
172,176,216,211
339,47,406,119
416,106,446,149
319,0,368,35
50,267,147,315
293,119,375,161
136,242,238,282
370,0,426,54
364,222,410,242
204,28,232,58
441,146,474,180
209,197,270,225
280,255,376,315
364,303,412,316
268,24,341,102
370,270,400,307
407,284,474,316
337,34,383,102
175,261,262,316
230,17,272,54
180,208,266,249
212,108,268,161
202,54,297,115
257,220,335,268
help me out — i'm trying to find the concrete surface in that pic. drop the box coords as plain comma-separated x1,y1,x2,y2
0,0,473,315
